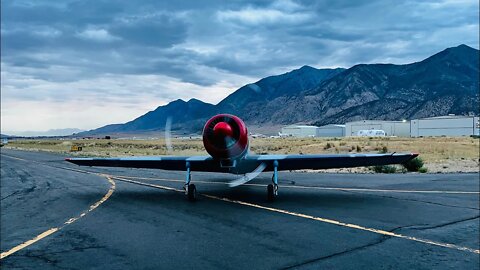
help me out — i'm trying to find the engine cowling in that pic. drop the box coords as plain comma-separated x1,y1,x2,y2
202,114,249,160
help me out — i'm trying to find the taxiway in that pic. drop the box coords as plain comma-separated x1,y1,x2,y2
1,149,479,269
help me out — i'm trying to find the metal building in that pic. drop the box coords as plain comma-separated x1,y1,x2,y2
316,124,345,137
281,125,318,137
410,115,479,137
345,120,410,137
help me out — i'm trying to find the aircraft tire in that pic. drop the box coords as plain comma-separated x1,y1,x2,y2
267,184,275,202
188,184,196,201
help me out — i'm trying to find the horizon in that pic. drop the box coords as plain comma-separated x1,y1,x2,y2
1,0,479,133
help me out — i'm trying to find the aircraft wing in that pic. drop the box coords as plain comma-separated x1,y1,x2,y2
244,153,418,171
65,156,221,172
66,153,418,173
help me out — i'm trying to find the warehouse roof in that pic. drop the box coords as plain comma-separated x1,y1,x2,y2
416,115,478,120
282,125,319,129
318,124,346,129
346,120,407,124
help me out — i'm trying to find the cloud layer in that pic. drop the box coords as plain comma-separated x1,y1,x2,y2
1,0,479,132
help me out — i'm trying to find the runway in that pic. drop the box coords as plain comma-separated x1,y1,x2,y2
1,149,479,269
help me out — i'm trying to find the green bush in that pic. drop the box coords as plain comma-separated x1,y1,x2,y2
378,146,388,153
403,157,424,172
418,167,428,173
372,165,397,173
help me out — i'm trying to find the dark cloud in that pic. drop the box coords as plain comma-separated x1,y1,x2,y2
2,0,478,83
1,0,479,131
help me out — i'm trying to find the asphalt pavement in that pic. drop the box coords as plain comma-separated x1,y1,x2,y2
1,148,479,269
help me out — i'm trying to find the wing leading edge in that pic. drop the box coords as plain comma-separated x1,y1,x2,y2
66,153,418,174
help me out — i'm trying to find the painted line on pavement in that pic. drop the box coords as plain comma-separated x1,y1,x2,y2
0,173,116,260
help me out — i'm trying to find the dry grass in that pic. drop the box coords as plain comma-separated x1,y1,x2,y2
5,136,479,172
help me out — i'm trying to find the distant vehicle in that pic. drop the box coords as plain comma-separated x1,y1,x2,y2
250,133,266,138
67,114,417,201
356,130,386,137
70,145,83,152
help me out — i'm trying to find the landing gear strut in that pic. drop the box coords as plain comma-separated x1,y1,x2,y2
184,162,196,201
268,160,279,201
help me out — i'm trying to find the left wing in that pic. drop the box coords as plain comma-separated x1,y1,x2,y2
242,153,418,172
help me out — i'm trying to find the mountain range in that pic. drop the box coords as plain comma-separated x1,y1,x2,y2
81,44,479,135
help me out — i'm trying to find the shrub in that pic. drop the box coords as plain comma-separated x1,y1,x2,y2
418,167,428,173
372,165,397,173
356,145,362,152
379,146,388,153
403,157,424,172
324,142,332,149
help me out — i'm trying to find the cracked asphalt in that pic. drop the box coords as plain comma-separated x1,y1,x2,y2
1,148,479,269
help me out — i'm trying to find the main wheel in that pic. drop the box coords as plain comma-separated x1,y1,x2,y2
267,184,275,202
187,184,196,201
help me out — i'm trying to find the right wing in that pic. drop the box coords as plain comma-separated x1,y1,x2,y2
66,156,229,172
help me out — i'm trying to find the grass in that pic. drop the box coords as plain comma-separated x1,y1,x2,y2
5,137,479,170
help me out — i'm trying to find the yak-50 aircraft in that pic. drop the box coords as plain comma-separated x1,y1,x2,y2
66,114,418,201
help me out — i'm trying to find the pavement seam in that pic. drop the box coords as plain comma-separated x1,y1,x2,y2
280,224,424,269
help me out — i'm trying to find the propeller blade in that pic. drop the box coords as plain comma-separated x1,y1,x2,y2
164,117,173,154
228,162,267,187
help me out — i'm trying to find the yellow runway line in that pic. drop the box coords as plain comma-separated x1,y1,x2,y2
112,176,480,255
0,228,59,259
0,177,116,260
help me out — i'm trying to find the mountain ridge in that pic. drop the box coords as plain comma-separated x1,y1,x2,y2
81,44,479,135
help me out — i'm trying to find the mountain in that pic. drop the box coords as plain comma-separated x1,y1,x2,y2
300,44,479,125
84,98,216,135
82,67,344,135
235,44,479,126
217,66,344,113
84,44,479,135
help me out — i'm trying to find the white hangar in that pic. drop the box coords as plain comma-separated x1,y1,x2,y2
280,125,319,137
345,120,410,137
410,115,479,137
281,124,346,137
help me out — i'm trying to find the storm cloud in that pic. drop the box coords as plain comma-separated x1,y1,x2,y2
1,0,478,132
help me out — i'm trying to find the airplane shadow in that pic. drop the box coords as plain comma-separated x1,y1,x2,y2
104,181,385,210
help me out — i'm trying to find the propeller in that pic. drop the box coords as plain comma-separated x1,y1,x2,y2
164,117,173,154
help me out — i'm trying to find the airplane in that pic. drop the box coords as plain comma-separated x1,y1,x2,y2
66,114,418,201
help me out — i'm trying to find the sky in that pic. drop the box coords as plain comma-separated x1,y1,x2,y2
1,0,479,134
